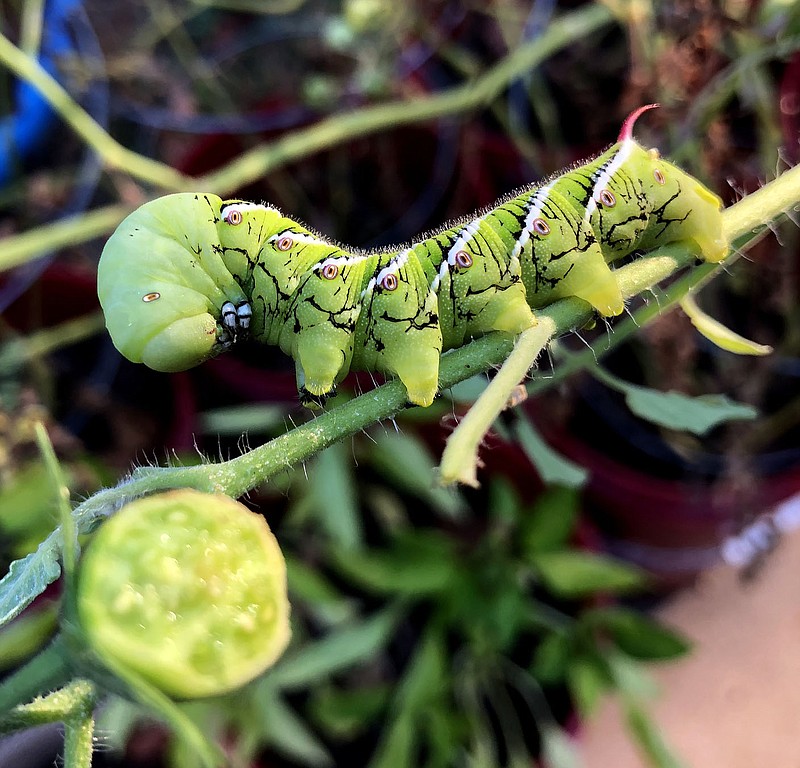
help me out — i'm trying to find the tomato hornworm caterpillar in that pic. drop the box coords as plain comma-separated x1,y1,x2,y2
98,106,728,407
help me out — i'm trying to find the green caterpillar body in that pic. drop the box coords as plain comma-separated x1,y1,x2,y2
98,107,728,407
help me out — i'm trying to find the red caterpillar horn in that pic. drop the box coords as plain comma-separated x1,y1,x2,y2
618,103,660,142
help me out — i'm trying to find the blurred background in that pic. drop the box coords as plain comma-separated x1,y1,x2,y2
1,0,799,766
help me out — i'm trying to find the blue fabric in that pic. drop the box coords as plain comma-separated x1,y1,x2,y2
0,0,81,185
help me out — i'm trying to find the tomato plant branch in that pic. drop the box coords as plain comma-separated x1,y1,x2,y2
0,678,96,768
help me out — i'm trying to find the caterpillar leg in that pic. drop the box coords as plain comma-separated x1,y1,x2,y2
551,249,624,317
383,337,442,407
353,251,443,407
469,282,537,336
680,184,728,263
218,300,253,350
294,327,350,404
298,383,334,408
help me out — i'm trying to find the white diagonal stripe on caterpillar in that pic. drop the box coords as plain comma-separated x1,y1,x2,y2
583,139,635,222
220,201,280,219
268,229,329,246
511,182,556,262
430,257,450,293
360,248,413,299
447,216,484,266
314,252,372,272
375,248,412,285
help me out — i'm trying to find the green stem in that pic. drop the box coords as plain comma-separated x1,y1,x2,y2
0,679,96,768
721,162,800,242
439,319,557,486
0,5,612,198
528,268,700,396
0,205,131,273
64,701,95,768
0,636,72,714
0,5,612,270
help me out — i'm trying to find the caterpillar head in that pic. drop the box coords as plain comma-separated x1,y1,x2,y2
98,193,247,372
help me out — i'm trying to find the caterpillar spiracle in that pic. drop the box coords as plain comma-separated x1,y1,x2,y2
97,106,728,407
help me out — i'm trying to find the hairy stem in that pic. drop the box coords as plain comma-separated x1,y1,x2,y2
0,637,72,714
64,703,95,768
0,678,96,768
721,162,800,241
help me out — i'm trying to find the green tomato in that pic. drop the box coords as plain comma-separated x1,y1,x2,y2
76,489,290,699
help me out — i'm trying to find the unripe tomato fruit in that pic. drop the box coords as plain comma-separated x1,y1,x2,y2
77,489,290,698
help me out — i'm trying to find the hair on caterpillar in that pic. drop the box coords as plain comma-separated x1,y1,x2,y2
599,315,615,346
571,330,598,365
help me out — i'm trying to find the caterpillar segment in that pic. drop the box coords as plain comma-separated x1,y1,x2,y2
352,247,443,407
220,203,371,402
97,107,729,408
491,183,625,316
